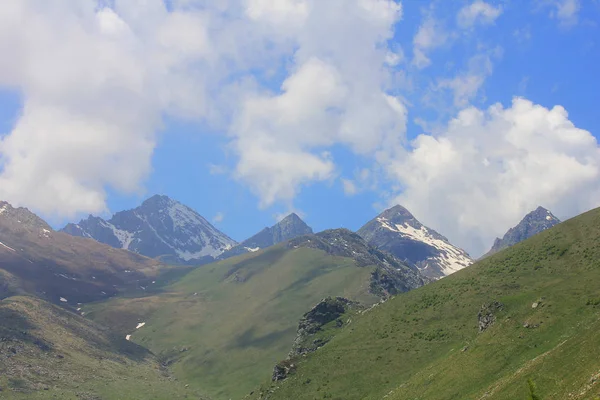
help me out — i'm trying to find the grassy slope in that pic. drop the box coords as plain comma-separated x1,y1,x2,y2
248,207,600,400
85,245,383,400
0,296,200,400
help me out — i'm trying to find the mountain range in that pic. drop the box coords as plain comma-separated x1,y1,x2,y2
59,196,477,280
0,194,575,400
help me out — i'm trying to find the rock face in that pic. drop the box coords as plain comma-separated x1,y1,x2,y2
61,195,236,265
218,213,312,260
288,228,427,296
478,301,504,333
290,296,360,357
273,297,360,382
483,206,561,258
357,205,473,280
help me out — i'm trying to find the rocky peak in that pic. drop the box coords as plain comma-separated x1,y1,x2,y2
357,205,472,280
61,195,236,265
484,206,561,258
379,205,418,225
218,213,313,260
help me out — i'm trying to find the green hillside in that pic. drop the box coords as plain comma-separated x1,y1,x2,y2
84,231,423,400
247,207,600,400
0,296,197,400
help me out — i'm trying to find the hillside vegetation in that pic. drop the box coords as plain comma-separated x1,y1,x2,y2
84,231,423,400
0,296,197,400
247,207,600,400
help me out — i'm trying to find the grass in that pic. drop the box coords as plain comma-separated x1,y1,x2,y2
85,245,386,400
0,296,198,400
245,207,600,400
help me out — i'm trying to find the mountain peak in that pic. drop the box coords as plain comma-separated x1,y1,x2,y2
61,196,236,264
218,213,313,260
378,205,418,225
484,206,561,257
140,194,177,209
357,206,472,279
527,206,559,222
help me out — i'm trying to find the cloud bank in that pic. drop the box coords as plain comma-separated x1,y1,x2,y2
388,98,600,256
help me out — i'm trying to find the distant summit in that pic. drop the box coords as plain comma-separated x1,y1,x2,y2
61,195,236,265
483,206,561,258
357,205,473,280
218,213,313,260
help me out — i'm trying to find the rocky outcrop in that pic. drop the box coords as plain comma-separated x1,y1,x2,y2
478,301,504,332
272,297,360,382
289,297,361,357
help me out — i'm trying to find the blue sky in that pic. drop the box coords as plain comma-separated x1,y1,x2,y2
0,0,598,256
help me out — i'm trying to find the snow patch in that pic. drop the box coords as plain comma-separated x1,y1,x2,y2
0,204,8,215
126,335,132,341
377,218,472,276
546,215,552,221
0,241,16,252
245,247,260,252
60,297,68,303
136,322,146,329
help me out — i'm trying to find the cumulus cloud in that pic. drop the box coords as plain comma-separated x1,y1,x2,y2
412,16,447,69
0,0,215,217
231,0,407,208
0,0,406,217
457,1,503,28
387,97,600,257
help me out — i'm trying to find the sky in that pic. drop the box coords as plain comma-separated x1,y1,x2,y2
0,0,598,257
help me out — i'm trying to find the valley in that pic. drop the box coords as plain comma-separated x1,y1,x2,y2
0,195,591,400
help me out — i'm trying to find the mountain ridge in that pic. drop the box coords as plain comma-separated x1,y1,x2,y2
0,200,179,305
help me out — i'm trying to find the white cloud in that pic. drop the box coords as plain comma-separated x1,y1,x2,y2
457,1,503,28
0,0,214,217
540,0,581,27
554,0,581,27
387,97,600,257
212,211,225,223
231,0,407,208
342,179,358,196
0,0,406,217
412,16,447,69
436,48,500,107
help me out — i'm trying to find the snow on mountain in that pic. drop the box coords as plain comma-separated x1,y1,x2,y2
61,195,236,265
483,206,561,258
357,205,473,280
